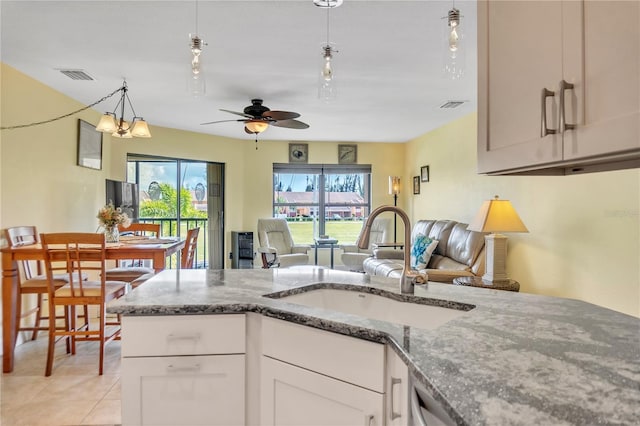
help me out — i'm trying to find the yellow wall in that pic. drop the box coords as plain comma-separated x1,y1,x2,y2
1,63,638,360
405,113,640,317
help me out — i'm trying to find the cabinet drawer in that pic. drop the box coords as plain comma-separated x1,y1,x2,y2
122,354,245,426
122,314,245,357
261,317,385,392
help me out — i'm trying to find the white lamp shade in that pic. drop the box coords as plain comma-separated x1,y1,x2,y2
467,196,528,233
96,114,117,133
245,120,269,133
131,119,151,138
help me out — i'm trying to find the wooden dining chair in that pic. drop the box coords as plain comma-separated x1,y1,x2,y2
3,226,87,341
181,227,201,269
129,226,201,288
40,232,129,376
104,222,161,283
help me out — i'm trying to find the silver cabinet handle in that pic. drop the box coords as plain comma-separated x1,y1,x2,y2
166,332,201,342
541,88,557,137
559,79,576,133
166,363,201,373
391,377,402,420
364,414,374,426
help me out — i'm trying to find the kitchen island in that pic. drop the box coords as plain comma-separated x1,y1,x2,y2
108,268,640,425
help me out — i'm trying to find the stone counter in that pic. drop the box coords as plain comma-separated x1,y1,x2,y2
108,269,640,425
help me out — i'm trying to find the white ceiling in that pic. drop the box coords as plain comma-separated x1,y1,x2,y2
1,0,477,143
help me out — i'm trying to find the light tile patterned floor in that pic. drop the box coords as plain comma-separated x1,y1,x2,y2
1,332,122,426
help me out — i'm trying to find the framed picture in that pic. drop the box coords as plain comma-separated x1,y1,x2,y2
421,165,430,182
338,144,357,164
77,119,103,170
413,176,420,194
289,143,308,163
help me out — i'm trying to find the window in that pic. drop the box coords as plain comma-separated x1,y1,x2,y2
273,163,372,244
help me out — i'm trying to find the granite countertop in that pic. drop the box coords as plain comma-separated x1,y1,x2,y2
107,269,640,425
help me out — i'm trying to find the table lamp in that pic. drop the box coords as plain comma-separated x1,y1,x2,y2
467,195,528,283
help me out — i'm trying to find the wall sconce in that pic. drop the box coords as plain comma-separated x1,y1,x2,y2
467,195,528,283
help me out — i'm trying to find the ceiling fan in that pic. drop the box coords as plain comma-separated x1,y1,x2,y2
201,99,310,135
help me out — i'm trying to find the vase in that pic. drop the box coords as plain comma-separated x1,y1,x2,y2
104,225,119,243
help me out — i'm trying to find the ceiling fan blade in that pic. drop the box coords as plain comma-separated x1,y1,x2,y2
200,119,246,125
262,110,300,120
220,109,254,119
271,119,309,129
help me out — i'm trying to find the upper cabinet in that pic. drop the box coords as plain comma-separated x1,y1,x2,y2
477,0,640,175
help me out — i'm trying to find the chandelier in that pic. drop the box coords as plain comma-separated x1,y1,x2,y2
95,81,151,138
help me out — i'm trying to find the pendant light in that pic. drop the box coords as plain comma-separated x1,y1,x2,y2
443,2,464,80
314,0,342,101
96,81,151,138
189,0,207,97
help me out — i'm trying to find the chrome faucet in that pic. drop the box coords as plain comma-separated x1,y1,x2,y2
358,205,427,294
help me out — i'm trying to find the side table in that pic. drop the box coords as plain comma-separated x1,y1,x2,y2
453,276,520,292
314,238,338,269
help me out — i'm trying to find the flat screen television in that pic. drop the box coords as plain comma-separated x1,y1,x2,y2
105,179,139,221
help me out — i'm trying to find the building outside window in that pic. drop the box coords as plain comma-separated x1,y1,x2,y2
273,164,372,245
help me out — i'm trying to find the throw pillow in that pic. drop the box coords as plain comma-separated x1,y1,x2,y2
411,234,439,270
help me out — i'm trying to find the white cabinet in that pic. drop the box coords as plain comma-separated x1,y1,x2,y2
261,356,384,426
122,355,245,426
478,0,639,175
260,317,409,426
121,314,246,426
386,346,409,426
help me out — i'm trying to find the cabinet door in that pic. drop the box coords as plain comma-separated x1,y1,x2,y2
261,356,384,426
121,355,245,426
565,0,640,160
478,0,565,174
386,347,409,426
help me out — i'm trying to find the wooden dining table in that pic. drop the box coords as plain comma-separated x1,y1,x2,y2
1,237,185,373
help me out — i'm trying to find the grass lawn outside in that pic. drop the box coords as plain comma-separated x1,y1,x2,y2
288,220,365,245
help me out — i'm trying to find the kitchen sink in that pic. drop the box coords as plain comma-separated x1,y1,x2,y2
272,287,472,330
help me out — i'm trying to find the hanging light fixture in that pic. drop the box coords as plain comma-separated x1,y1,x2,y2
314,0,342,101
95,81,151,138
188,0,207,96
245,120,269,134
442,2,464,80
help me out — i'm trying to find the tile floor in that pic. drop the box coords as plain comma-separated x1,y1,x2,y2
1,331,122,426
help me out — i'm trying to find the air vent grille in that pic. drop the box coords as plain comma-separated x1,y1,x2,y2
440,101,466,109
58,69,94,81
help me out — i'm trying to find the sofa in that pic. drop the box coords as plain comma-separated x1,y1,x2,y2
362,219,487,283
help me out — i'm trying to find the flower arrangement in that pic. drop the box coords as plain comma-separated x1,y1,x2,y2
97,202,131,229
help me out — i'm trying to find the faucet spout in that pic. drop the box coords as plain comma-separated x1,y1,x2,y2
358,205,427,294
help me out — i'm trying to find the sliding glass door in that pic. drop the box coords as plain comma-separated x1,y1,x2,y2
127,155,225,269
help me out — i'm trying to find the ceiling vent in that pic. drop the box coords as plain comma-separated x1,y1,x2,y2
440,100,466,109
57,69,94,81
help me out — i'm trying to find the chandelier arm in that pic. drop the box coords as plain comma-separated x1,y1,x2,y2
1,86,123,130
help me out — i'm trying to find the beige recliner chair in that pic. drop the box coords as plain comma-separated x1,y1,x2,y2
257,218,310,268
340,217,390,272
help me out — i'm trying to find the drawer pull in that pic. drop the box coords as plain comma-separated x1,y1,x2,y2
166,364,202,373
166,333,201,342
390,377,402,420
364,414,375,426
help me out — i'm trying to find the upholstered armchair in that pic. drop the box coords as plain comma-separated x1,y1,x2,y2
256,218,310,268
340,217,390,272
